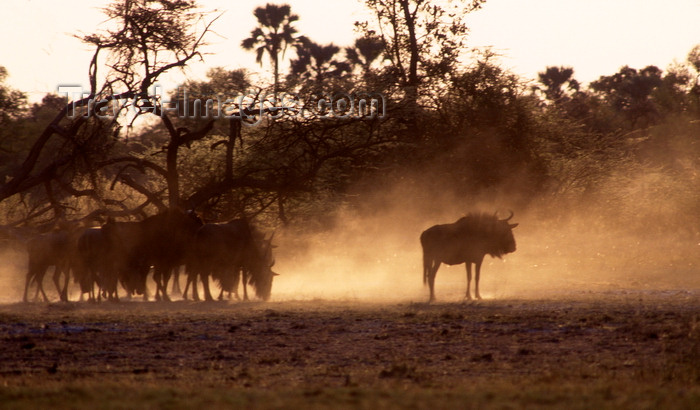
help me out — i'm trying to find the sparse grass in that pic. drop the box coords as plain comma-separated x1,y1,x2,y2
1,381,699,409
0,294,698,409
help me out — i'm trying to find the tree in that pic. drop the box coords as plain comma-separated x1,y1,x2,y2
360,0,484,99
685,45,700,116
357,0,485,141
590,65,664,128
0,67,26,127
0,0,220,226
0,67,28,181
241,3,302,97
535,66,580,104
345,35,386,74
288,39,352,93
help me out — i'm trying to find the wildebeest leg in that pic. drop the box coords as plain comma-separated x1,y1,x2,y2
201,271,214,301
182,267,195,300
23,262,41,302
36,266,50,302
474,258,484,300
153,270,162,300
86,270,97,302
142,279,150,301
465,263,472,300
171,267,181,296
52,266,63,301
27,261,50,302
192,275,200,301
152,268,168,301
154,267,172,302
22,272,32,303
427,261,439,303
216,270,227,301
242,269,249,301
184,267,202,301
53,264,70,302
105,266,119,302
232,269,241,300
161,268,172,301
182,276,190,300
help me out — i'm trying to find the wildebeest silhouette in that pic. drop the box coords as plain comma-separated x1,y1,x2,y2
420,212,518,302
75,209,202,302
24,229,80,302
74,227,112,302
98,220,151,300
137,209,203,301
185,218,277,301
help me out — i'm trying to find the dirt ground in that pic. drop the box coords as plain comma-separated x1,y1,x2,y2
0,290,698,409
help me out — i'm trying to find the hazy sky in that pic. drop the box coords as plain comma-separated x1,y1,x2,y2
0,0,698,102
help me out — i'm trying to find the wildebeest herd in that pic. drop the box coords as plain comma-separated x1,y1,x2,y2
22,209,277,303
18,209,517,303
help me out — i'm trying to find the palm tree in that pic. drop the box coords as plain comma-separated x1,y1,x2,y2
345,35,385,73
289,38,351,89
241,3,301,96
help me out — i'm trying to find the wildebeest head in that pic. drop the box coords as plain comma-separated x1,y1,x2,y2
247,230,278,301
453,211,518,258
492,210,518,256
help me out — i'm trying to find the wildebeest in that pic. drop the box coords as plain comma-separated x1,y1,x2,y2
23,221,87,303
72,209,201,302
420,211,518,302
74,227,111,302
138,209,203,301
74,221,152,302
99,220,151,299
184,219,277,302
24,230,80,302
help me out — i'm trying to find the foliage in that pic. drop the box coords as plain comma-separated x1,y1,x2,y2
2,0,700,233
241,3,302,95
82,0,212,96
0,66,26,126
287,38,352,95
360,0,485,88
0,0,221,228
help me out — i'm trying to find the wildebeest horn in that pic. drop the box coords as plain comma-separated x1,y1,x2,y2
500,210,514,222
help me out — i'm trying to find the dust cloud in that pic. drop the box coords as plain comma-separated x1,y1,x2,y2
272,165,700,303
3,161,700,304
0,247,28,304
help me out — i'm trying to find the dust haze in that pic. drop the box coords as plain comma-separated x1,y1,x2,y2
2,160,700,304
272,163,700,302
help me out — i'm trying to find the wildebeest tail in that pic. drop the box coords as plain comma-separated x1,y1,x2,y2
420,232,428,286
421,245,431,287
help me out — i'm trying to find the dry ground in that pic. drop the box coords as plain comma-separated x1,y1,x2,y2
0,291,699,409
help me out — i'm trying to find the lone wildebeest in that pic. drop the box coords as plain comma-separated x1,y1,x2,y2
420,211,518,302
184,219,277,302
